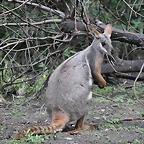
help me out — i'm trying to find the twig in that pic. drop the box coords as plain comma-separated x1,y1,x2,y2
80,0,90,25
133,63,144,106
92,93,116,102
21,54,62,106
0,19,62,27
120,117,144,121
122,0,144,18
0,48,65,90
0,39,24,50
0,4,51,33
0,0,29,16
7,0,65,18
0,40,21,65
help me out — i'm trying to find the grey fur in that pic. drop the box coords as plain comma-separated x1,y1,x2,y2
45,30,113,123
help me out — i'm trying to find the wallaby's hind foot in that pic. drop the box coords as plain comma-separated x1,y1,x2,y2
67,115,95,134
82,124,96,130
67,125,95,135
14,111,69,140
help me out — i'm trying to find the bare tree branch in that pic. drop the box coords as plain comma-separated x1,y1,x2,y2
7,0,65,18
0,19,62,27
0,0,29,16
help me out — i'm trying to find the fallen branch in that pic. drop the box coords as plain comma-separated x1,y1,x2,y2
113,73,144,81
60,19,144,46
95,21,144,46
101,59,144,74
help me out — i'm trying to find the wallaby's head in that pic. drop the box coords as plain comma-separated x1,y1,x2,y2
89,24,113,56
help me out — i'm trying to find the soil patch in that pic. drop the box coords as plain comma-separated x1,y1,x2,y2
0,88,144,144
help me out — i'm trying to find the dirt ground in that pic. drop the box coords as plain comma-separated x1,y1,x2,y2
0,85,144,144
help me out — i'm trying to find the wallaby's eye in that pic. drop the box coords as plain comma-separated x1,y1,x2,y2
111,49,114,55
101,41,106,46
96,37,100,40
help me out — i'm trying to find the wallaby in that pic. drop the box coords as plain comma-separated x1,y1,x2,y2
14,24,113,140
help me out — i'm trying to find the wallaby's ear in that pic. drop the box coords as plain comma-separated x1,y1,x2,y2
104,24,112,37
88,25,100,36
92,28,100,35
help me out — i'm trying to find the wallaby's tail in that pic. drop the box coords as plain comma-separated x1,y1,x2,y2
14,125,53,139
14,111,69,140
14,125,58,140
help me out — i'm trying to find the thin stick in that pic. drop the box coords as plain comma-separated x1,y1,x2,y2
133,63,144,106
92,93,116,102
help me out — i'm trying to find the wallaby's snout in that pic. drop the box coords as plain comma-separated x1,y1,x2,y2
104,43,115,63
101,38,113,56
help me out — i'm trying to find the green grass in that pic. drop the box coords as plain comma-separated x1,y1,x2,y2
11,109,23,117
92,82,144,104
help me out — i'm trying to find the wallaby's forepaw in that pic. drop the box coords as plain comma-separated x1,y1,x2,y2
98,84,105,88
98,80,106,88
